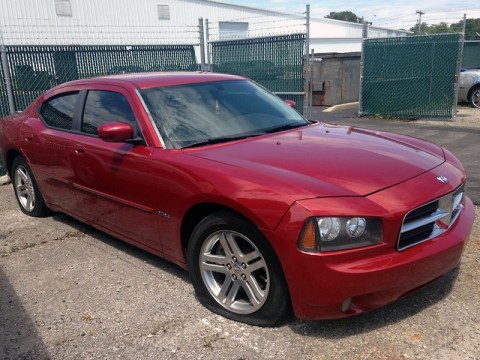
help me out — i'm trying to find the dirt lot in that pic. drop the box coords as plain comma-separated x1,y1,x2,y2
1,105,480,359
0,185,479,359
416,106,480,128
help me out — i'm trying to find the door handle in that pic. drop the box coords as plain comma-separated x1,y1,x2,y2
74,144,85,154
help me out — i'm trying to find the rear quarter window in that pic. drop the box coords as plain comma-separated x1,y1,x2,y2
39,92,79,130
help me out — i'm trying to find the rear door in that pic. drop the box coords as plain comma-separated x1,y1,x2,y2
25,90,80,211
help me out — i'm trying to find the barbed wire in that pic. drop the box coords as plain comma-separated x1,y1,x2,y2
0,23,201,45
0,23,198,30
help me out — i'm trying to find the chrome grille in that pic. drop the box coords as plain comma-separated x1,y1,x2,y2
398,184,465,251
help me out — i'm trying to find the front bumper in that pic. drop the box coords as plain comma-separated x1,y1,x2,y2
270,196,474,320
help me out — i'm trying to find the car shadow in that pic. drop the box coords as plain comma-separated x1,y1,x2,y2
0,269,51,359
49,213,190,283
288,267,459,337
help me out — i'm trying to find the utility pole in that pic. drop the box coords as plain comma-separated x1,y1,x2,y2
416,10,425,35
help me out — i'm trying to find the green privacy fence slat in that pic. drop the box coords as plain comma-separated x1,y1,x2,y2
0,62,9,118
361,34,461,119
462,41,480,68
210,34,305,114
0,45,197,117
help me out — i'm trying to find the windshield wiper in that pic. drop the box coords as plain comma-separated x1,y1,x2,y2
181,134,262,149
263,122,309,134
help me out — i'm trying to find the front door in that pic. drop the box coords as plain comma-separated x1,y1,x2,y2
69,86,162,252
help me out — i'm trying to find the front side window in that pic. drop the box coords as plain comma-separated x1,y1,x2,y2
82,90,137,136
140,80,307,149
39,91,79,130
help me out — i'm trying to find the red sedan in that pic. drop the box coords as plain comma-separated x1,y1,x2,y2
0,73,474,326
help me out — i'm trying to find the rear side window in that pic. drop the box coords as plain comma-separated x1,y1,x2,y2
81,90,136,135
39,92,79,130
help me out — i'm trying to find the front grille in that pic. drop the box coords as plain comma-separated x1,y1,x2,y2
397,184,465,251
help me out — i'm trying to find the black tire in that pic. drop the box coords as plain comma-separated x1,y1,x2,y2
12,156,51,217
187,212,291,327
469,85,480,109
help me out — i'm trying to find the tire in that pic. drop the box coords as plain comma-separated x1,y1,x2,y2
12,156,51,217
187,212,291,327
469,85,480,109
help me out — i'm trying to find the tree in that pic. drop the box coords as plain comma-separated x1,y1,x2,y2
410,22,453,35
325,11,363,24
409,18,480,39
450,18,480,39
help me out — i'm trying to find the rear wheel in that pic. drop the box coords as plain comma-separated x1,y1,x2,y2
187,212,291,326
12,156,51,217
469,85,480,108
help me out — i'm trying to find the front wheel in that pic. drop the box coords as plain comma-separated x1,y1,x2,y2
187,212,291,326
12,156,51,217
469,85,480,108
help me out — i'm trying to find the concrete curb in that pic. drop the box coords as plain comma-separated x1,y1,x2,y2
323,102,359,113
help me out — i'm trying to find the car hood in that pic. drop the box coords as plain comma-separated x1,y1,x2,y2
189,123,445,198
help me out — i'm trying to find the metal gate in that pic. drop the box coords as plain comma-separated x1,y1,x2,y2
209,34,306,115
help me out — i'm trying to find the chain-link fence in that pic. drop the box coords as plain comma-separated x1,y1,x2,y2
210,34,306,114
0,45,197,117
462,41,480,68
360,34,461,119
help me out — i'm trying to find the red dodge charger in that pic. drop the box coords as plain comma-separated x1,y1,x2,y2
0,73,474,326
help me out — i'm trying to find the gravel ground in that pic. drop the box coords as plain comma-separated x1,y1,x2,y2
1,186,479,359
1,105,480,359
416,106,480,128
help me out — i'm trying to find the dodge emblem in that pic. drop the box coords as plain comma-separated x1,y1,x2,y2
437,176,449,183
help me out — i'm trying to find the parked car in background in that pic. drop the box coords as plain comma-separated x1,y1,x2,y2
0,72,474,326
458,68,480,108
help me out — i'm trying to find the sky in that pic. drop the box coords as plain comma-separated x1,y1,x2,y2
222,0,479,31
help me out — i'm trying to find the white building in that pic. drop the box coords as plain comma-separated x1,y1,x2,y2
0,0,409,53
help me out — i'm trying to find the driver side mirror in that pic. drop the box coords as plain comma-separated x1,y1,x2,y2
98,122,134,142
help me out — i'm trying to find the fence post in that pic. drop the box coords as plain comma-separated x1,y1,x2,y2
309,49,314,120
1,45,15,114
205,19,211,72
358,22,368,117
198,18,206,71
303,4,310,116
453,14,467,118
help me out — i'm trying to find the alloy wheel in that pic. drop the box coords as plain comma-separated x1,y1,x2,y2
14,165,36,212
199,230,270,314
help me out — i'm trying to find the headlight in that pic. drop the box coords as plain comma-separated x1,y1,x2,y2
298,217,382,252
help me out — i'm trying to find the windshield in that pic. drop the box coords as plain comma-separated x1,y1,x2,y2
139,79,308,149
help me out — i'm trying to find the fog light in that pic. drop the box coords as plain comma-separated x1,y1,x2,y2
341,298,352,313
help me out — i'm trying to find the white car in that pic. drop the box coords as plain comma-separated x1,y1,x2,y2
459,68,480,108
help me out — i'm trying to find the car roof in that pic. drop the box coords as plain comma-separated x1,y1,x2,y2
54,72,245,91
